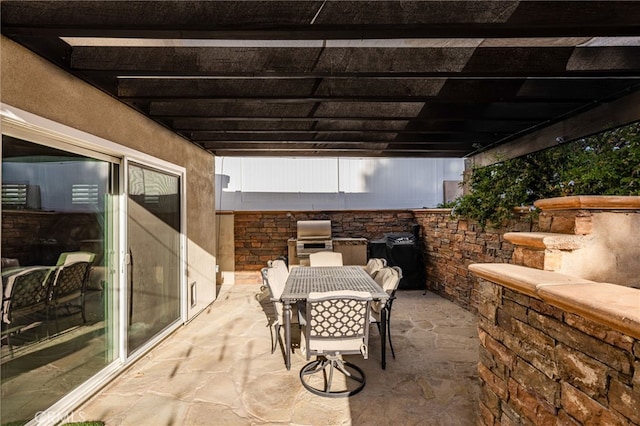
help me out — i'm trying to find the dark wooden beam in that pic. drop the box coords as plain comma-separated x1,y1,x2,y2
3,1,640,39
201,141,478,151
468,90,640,166
69,45,640,77
117,76,640,103
209,149,469,158
3,0,639,158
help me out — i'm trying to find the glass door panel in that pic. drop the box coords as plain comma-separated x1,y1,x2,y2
126,163,181,355
1,136,117,424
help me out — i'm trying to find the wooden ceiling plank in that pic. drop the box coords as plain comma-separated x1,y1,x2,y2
3,0,640,158
69,45,640,77
3,1,640,38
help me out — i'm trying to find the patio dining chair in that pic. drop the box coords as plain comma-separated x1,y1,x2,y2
364,257,387,278
309,251,343,267
267,257,289,284
1,266,56,354
370,266,402,359
49,252,95,331
260,265,286,354
55,251,96,266
299,290,372,397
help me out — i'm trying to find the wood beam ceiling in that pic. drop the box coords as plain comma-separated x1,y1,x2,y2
2,1,640,158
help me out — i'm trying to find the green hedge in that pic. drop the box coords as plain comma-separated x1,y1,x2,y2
446,122,640,228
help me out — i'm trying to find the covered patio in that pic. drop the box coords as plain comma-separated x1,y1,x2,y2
76,274,479,425
2,2,640,424
2,1,639,160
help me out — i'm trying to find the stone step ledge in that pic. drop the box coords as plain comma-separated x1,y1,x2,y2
535,195,640,211
504,232,587,250
469,263,640,340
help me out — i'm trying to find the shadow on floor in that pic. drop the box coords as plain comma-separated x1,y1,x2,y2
76,277,480,425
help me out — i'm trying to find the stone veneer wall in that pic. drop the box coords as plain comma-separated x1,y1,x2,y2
413,209,536,312
475,276,640,425
232,209,536,312
2,211,102,265
234,210,418,271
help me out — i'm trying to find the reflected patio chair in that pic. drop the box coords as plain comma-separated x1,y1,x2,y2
49,252,95,330
56,251,96,266
1,266,56,353
299,290,372,397
309,251,343,267
370,266,402,358
364,257,387,278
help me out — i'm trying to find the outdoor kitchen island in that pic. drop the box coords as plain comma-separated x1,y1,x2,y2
287,220,368,266
288,237,368,266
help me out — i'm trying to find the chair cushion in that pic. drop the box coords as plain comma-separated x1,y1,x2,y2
309,251,343,267
266,267,286,299
56,251,96,266
370,301,383,316
364,258,386,276
373,267,401,293
309,337,366,355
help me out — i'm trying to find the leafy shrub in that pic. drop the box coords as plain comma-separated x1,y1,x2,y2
448,122,640,228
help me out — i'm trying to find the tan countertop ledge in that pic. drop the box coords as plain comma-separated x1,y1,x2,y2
468,263,594,297
537,282,640,340
469,263,640,340
534,195,640,211
503,232,586,250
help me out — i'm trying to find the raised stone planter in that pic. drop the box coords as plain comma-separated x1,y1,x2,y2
470,263,640,425
505,195,640,288
469,195,640,425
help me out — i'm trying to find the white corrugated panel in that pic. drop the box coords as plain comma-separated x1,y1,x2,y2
238,157,338,193
214,157,464,210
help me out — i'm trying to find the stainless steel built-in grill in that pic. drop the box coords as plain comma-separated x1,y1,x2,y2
295,220,333,258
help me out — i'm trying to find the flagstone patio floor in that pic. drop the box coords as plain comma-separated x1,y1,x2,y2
76,272,480,425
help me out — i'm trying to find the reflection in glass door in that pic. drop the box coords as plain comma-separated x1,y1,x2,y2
1,136,118,424
126,163,181,355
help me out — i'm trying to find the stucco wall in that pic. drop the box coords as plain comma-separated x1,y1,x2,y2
1,36,217,318
539,210,640,288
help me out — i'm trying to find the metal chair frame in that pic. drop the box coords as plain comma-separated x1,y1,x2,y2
370,266,402,359
1,266,56,354
260,266,285,354
299,290,371,397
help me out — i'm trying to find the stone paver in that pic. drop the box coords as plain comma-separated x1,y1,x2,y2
77,279,479,425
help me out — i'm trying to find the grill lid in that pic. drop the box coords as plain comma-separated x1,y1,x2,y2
297,220,331,240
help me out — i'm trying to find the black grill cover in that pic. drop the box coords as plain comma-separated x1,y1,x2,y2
368,232,425,290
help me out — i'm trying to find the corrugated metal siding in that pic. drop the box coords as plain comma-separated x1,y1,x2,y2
239,157,339,192
215,157,464,210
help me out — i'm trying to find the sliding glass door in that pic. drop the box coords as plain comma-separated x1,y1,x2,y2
1,113,187,423
1,136,118,424
126,163,182,355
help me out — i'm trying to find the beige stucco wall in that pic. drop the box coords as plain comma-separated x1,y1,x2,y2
215,212,235,285
556,212,640,287
0,36,217,318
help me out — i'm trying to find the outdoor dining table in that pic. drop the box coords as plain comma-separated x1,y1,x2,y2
280,265,390,370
